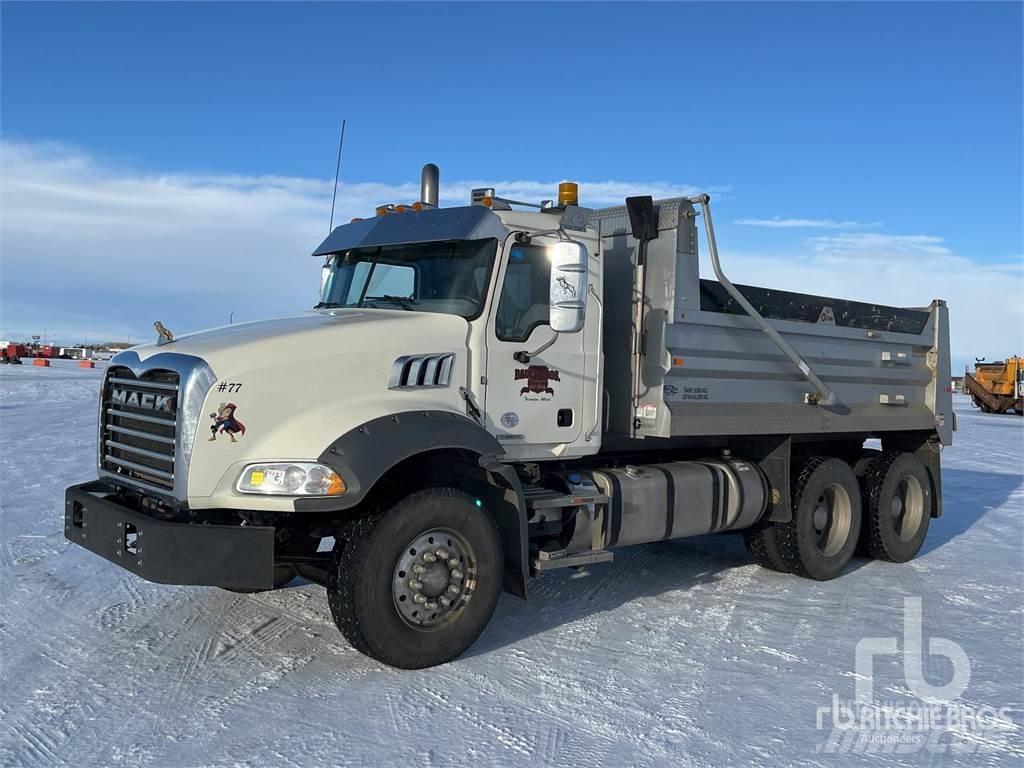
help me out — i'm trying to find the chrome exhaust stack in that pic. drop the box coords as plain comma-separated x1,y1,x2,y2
420,163,440,208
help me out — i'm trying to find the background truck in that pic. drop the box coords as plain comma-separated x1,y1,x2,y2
65,164,954,668
963,356,1023,414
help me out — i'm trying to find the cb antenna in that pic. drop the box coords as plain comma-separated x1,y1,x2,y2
328,119,347,233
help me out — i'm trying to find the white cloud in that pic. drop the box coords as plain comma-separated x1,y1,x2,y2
708,242,1023,372
0,140,706,342
717,226,1023,368
735,216,881,229
1,141,330,342
1,140,1019,370
807,232,951,256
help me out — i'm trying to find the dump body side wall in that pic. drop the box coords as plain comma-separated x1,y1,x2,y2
661,305,945,438
589,198,951,444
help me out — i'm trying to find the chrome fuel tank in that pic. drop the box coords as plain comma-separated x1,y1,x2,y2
590,458,768,548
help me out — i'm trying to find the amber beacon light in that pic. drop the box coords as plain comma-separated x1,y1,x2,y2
558,181,579,207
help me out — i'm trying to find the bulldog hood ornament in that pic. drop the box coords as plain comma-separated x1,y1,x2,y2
154,321,174,346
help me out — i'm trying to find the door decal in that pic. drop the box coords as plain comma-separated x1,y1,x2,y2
515,365,560,397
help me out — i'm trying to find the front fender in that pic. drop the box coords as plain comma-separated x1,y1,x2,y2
302,410,530,598
303,410,507,511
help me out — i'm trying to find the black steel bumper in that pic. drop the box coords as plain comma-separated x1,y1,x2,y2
64,481,276,590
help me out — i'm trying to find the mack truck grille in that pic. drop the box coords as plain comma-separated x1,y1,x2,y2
101,367,179,492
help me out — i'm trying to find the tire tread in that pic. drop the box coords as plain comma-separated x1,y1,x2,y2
327,515,379,658
859,451,930,563
742,522,791,573
776,456,829,578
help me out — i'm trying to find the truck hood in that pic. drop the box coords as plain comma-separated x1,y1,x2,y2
128,309,470,371
112,309,475,504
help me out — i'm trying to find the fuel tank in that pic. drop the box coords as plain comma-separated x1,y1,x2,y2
587,458,769,549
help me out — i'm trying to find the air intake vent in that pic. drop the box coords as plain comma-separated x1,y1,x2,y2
389,353,455,389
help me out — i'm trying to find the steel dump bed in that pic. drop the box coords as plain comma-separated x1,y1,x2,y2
592,198,953,446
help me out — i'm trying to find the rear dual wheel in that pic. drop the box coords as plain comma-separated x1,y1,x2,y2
778,457,863,580
857,451,932,562
744,451,934,578
744,457,862,579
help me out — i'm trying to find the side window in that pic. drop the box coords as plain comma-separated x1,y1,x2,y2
495,245,550,342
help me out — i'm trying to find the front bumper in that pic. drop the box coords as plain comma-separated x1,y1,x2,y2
64,481,275,590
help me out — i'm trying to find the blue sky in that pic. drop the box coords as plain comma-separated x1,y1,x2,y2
1,2,1021,367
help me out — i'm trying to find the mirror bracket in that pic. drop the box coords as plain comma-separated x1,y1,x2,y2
514,332,559,364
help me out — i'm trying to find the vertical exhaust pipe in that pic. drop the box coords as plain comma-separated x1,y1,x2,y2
420,163,439,208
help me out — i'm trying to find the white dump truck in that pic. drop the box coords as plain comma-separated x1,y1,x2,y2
65,164,954,668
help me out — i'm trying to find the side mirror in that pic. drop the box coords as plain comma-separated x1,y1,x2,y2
320,259,333,300
549,241,588,333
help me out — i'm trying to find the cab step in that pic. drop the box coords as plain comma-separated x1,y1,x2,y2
532,548,614,572
523,489,610,510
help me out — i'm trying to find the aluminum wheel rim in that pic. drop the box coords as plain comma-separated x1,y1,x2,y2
811,482,853,557
891,475,925,542
392,528,476,630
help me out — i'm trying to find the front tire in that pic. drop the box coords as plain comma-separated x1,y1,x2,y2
776,457,862,580
327,487,502,669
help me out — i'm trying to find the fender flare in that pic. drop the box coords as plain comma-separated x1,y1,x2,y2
299,410,529,597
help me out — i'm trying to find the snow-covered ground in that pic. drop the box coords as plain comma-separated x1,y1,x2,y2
1,360,1021,767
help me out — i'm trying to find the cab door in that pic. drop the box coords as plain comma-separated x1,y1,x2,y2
483,236,587,455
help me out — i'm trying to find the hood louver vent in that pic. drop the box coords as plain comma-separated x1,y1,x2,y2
389,353,456,389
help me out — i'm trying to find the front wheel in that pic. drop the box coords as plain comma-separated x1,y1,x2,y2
327,487,503,669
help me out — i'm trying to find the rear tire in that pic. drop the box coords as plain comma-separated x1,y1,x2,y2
327,487,502,669
776,457,862,580
852,448,881,480
851,448,882,557
742,521,791,573
858,452,932,562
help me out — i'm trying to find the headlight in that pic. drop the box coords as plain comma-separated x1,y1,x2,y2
236,462,346,496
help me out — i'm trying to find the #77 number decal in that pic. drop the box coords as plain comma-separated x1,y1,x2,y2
210,381,246,443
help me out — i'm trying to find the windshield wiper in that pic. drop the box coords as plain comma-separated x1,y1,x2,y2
364,295,416,311
313,301,342,309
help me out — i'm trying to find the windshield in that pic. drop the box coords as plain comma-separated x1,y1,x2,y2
318,238,498,319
